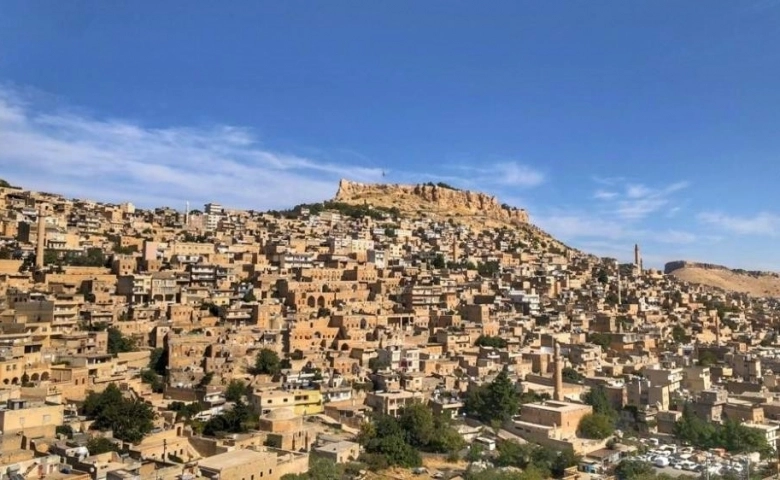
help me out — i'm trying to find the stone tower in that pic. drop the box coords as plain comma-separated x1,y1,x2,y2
35,205,47,270
634,244,642,272
553,341,564,401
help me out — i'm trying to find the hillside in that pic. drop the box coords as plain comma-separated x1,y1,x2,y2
334,178,569,250
665,261,780,297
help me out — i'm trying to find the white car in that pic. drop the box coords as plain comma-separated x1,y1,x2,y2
655,457,670,467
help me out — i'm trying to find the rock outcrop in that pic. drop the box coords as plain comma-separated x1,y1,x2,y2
335,179,530,225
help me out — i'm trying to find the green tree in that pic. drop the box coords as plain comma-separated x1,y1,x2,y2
281,457,343,480
203,400,257,436
465,468,546,480
597,269,610,284
671,325,689,344
243,290,257,302
495,440,535,468
357,407,470,469
398,402,435,447
674,404,771,457
368,357,390,373
465,443,484,462
225,379,247,402
140,369,164,393
588,332,612,351
87,436,120,455
107,327,136,355
562,367,584,383
82,383,155,443
477,261,500,276
577,413,615,439
167,401,204,421
491,440,579,479
197,372,214,388
583,386,616,418
475,335,508,348
615,459,654,480
431,254,446,269
250,348,281,375
464,369,519,424
148,347,168,376
698,350,718,367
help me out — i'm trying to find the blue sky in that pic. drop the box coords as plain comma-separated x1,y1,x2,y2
2,1,780,269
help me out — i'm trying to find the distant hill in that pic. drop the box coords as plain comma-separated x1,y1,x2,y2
334,178,571,251
665,261,780,297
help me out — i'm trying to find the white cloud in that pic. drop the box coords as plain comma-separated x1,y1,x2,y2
534,214,637,241
491,162,545,187
698,211,780,236
593,190,618,200
610,181,689,220
654,230,697,244
0,86,384,210
447,161,545,189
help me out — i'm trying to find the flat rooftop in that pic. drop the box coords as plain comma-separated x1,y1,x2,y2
198,449,274,471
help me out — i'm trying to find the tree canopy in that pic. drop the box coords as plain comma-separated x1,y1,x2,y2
674,403,772,457
82,383,155,443
250,348,281,375
87,436,120,455
577,413,615,439
202,400,257,436
357,403,464,469
107,327,136,355
492,440,580,479
475,335,508,349
464,369,519,424
615,459,654,480
562,367,584,383
225,379,248,402
281,458,344,480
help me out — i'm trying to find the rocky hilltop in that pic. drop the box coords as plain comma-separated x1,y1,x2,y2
666,260,780,297
335,179,530,226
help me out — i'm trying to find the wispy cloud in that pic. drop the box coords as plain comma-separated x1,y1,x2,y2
593,190,618,200
698,211,780,236
0,86,383,210
594,180,689,220
592,175,626,186
535,213,635,241
655,230,697,244
446,161,546,189
536,177,699,265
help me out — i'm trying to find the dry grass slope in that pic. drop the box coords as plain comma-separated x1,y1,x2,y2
669,266,780,298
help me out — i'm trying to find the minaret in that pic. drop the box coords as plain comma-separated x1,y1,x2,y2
634,244,643,273
617,267,622,305
553,341,564,401
35,206,46,270
185,201,190,226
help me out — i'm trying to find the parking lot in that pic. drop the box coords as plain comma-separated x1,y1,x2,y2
632,438,754,478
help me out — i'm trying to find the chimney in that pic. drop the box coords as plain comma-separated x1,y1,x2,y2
35,206,46,270
553,341,564,401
